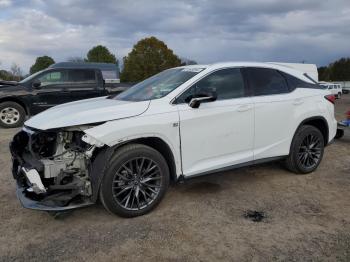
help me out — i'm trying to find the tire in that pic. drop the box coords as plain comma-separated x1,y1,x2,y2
99,143,170,217
0,101,26,128
285,125,325,174
337,92,341,99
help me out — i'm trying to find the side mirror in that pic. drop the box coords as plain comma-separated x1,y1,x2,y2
189,91,217,108
32,79,41,89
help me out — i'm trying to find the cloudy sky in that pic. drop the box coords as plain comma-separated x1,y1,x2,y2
0,0,349,73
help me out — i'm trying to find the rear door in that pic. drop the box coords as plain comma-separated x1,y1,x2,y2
177,68,254,177
66,69,105,101
243,67,296,160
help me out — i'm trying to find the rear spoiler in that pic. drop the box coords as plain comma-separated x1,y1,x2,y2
268,62,319,82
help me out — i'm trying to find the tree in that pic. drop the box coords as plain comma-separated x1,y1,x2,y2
318,66,330,81
329,58,350,81
318,57,350,81
121,36,181,82
10,63,23,81
30,56,55,74
0,70,13,81
86,45,117,63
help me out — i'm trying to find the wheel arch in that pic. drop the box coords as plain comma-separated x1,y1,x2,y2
294,116,329,145
0,97,29,115
116,137,178,183
89,136,179,202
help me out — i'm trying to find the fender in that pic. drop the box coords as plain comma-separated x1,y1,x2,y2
0,96,30,116
88,135,179,202
291,116,329,147
88,146,116,202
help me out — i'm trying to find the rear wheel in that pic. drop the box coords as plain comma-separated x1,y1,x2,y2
0,101,26,128
286,125,325,174
99,144,170,217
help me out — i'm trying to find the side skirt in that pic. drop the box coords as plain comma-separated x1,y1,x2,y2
179,156,288,181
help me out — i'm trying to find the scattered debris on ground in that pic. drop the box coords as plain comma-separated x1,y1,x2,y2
243,210,266,222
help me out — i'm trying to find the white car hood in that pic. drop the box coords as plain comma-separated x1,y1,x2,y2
25,96,150,130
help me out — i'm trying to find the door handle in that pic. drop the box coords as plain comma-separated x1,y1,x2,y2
237,105,251,112
293,98,304,105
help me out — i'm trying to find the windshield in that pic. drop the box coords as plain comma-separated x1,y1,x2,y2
19,70,45,84
115,68,204,101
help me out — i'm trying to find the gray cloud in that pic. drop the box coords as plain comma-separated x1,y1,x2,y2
0,0,349,73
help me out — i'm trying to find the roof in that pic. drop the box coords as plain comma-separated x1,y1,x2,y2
49,62,119,71
178,62,316,83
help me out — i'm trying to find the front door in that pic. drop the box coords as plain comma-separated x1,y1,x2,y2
176,68,254,177
30,69,71,114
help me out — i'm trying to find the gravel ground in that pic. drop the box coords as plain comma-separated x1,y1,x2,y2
0,95,349,262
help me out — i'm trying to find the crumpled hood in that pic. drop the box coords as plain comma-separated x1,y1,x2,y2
25,96,150,130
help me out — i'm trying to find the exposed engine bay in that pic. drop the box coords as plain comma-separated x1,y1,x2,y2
10,127,100,210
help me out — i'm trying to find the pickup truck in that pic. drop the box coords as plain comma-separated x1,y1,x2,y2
0,63,132,128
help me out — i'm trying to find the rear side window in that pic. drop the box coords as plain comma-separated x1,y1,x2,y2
68,69,97,84
246,68,289,96
102,70,118,79
281,72,320,90
176,68,245,103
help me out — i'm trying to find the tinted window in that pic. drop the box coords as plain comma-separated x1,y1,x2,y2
177,68,245,103
246,68,288,96
68,69,96,84
38,70,68,87
281,72,320,90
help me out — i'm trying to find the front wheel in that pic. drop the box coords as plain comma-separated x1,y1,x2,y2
99,144,170,217
286,125,325,174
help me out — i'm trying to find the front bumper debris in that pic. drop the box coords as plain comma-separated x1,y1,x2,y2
21,167,46,194
16,183,93,211
10,129,95,212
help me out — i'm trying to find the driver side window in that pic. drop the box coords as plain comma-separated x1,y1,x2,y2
37,70,67,87
176,68,245,103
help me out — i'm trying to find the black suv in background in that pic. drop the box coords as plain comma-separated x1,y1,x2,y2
0,62,132,128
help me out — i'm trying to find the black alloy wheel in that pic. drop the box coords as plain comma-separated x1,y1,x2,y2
99,144,170,217
112,157,162,211
297,134,322,169
286,125,325,174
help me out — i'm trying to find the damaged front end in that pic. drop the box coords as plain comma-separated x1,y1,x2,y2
10,126,101,211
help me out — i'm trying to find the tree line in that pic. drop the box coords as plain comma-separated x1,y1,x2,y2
0,36,196,82
318,57,350,82
3,36,349,83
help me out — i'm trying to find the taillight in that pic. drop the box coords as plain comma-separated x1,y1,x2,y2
324,95,335,104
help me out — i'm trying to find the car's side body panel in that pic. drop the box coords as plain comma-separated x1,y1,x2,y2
83,63,337,179
84,99,183,176
177,97,254,177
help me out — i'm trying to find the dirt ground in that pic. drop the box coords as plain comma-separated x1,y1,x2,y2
0,96,349,262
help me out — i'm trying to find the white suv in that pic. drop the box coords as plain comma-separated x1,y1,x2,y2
320,82,343,98
10,62,337,217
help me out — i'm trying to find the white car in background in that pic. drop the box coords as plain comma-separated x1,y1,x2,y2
10,62,337,218
319,82,343,98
